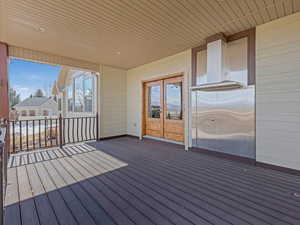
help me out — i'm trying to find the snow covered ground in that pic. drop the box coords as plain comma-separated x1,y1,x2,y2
10,121,58,136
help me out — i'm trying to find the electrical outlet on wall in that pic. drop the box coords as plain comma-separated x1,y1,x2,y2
133,123,137,127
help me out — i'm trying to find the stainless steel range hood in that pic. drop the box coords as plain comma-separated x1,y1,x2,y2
191,80,243,91
192,38,245,90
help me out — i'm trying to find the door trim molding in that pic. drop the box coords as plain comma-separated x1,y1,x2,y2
141,73,184,139
141,72,183,83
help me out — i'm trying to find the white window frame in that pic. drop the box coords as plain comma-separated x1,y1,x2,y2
67,71,96,114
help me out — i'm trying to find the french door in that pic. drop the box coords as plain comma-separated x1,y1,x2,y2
144,76,184,142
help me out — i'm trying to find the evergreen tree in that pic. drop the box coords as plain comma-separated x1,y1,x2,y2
34,89,44,97
9,88,20,108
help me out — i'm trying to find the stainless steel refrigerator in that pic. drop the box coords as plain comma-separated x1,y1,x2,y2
191,84,255,159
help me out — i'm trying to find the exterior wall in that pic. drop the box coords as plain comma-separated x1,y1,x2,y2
256,12,300,170
126,50,192,148
99,65,127,138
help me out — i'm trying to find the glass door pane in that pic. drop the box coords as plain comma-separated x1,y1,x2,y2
148,85,161,118
165,82,182,120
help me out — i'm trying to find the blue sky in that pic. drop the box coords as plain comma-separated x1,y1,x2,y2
9,58,61,100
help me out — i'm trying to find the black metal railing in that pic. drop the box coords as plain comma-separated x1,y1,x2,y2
0,119,9,225
9,113,99,153
62,115,98,145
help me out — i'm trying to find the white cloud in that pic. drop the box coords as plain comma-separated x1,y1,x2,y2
13,85,32,100
27,74,43,80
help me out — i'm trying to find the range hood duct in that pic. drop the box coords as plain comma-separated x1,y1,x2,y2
206,39,226,84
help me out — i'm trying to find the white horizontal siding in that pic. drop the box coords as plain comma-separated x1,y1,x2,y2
100,65,127,138
256,12,300,170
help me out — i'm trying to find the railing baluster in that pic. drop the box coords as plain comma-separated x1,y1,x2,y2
89,117,92,140
19,121,22,152
39,120,41,148
32,120,35,150
85,117,88,141
76,117,79,143
63,118,65,145
81,117,84,141
50,118,52,147
67,118,70,144
72,118,75,143
56,118,58,146
12,121,15,153
26,120,29,151
93,116,96,139
59,115,63,149
44,119,47,147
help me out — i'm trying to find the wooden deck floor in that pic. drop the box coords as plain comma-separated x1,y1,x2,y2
4,137,300,225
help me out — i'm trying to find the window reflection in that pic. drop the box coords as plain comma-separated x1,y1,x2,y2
67,73,95,113
74,75,84,112
83,77,93,112
148,85,160,118
166,82,182,120
67,86,73,112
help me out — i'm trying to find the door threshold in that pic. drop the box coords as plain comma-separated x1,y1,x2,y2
143,135,184,145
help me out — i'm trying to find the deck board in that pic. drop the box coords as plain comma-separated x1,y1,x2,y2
17,166,40,225
52,157,117,225
71,152,175,225
43,160,97,225
61,154,137,225
69,157,153,225
26,163,59,225
59,158,117,225
4,167,21,225
4,137,300,225
34,161,78,225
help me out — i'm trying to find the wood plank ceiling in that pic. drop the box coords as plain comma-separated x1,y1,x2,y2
0,0,299,69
